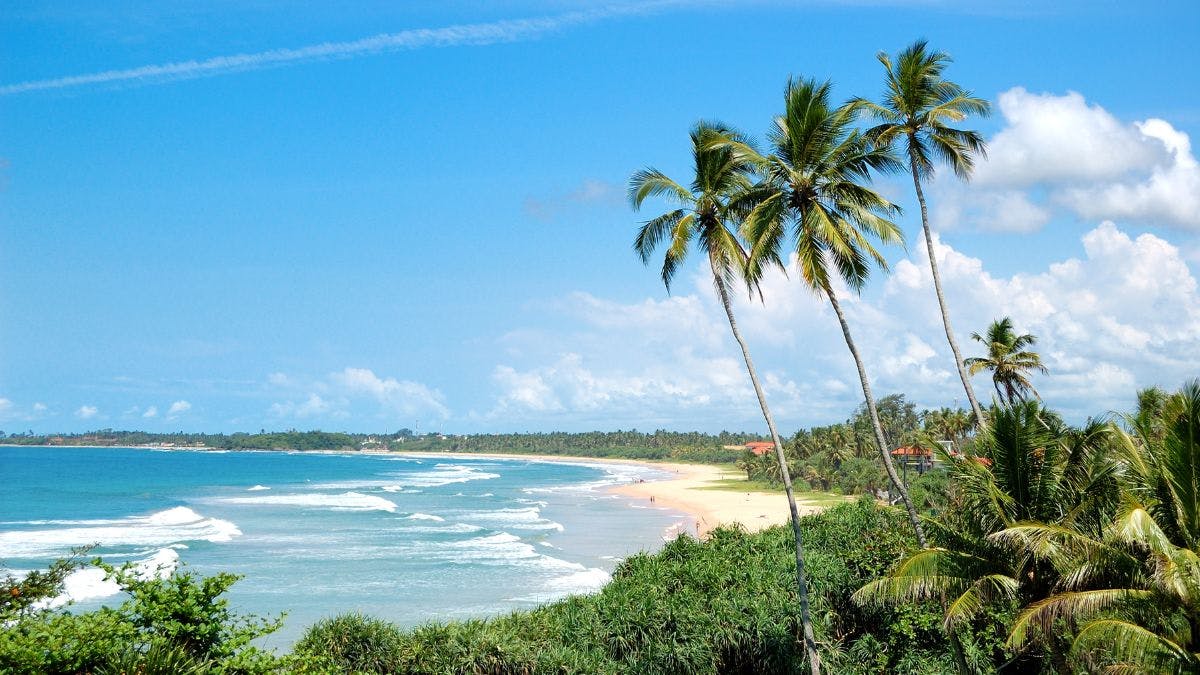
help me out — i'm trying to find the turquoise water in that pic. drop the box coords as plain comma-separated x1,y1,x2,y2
0,446,691,648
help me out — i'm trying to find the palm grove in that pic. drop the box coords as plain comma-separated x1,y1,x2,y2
631,40,1199,673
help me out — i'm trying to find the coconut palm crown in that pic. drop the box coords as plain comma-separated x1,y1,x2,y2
855,39,991,425
721,77,930,548
630,120,822,675
965,317,1048,405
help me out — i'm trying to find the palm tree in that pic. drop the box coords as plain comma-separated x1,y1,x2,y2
1005,381,1200,672
728,78,928,548
629,121,821,674
855,39,991,426
854,402,1118,672
964,317,1048,404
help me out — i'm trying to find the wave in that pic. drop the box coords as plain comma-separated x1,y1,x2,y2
37,548,180,610
522,462,673,494
453,507,564,532
0,506,240,558
219,491,397,512
247,485,271,491
311,464,500,491
507,567,612,603
405,513,444,522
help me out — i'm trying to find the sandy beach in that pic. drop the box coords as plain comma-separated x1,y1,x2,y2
396,450,821,537
610,462,829,536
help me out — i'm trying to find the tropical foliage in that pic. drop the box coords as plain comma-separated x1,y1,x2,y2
965,316,1049,404
0,559,280,674
727,77,927,546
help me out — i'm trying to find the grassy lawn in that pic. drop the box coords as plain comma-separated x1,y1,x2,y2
699,477,855,507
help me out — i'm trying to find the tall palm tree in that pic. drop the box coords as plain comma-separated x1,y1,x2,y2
629,121,821,674
855,39,991,425
964,317,1048,404
729,78,928,547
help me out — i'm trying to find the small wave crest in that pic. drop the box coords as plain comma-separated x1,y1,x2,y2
220,491,397,512
34,547,181,610
405,513,444,522
453,507,564,532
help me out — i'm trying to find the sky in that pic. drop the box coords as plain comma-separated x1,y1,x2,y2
2,0,1199,435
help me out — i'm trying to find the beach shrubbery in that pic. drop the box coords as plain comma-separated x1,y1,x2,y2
293,499,952,674
0,560,280,674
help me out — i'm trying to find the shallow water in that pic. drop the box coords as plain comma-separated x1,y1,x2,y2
0,446,692,648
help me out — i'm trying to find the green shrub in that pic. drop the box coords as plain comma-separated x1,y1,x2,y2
292,613,407,673
0,559,280,674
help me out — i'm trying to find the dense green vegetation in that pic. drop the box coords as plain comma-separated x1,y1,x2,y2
0,429,758,462
1,553,279,674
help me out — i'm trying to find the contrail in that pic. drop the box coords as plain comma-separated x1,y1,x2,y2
1,3,679,96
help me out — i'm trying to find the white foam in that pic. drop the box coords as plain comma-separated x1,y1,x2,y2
247,485,271,491
522,461,673,494
219,491,397,513
544,567,610,593
35,548,180,610
404,522,483,534
406,513,444,522
313,463,500,491
453,507,564,532
508,567,612,603
0,507,240,558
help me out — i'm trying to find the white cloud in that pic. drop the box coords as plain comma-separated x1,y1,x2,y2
142,405,159,418
167,400,192,418
491,221,1200,429
0,399,50,423
268,367,448,422
975,88,1166,186
269,394,332,419
75,405,99,420
936,87,1200,232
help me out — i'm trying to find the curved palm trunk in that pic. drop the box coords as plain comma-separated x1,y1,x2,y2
908,150,985,427
825,284,928,548
715,278,821,675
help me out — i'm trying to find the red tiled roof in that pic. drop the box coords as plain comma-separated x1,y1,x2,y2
891,446,932,457
745,441,775,456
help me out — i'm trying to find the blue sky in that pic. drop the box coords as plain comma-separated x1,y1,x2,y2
2,1,1198,434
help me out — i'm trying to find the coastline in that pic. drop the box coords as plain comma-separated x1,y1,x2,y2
4,445,814,539
396,450,809,537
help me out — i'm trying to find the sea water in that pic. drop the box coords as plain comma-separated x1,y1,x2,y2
0,446,691,648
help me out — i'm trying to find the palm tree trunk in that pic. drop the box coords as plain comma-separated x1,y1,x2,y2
715,277,821,675
824,283,928,548
908,149,985,427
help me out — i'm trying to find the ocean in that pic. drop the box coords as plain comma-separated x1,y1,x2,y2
0,446,691,648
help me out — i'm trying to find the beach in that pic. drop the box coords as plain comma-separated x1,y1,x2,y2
396,451,816,536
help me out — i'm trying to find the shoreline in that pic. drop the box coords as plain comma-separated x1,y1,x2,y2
397,450,806,536
7,444,815,538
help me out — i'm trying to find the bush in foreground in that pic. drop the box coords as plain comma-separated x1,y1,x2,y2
294,499,952,674
0,559,280,674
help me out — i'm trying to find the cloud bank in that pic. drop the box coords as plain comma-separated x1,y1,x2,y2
488,221,1199,430
934,88,1200,232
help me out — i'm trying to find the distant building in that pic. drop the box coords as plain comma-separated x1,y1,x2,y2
745,441,775,456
